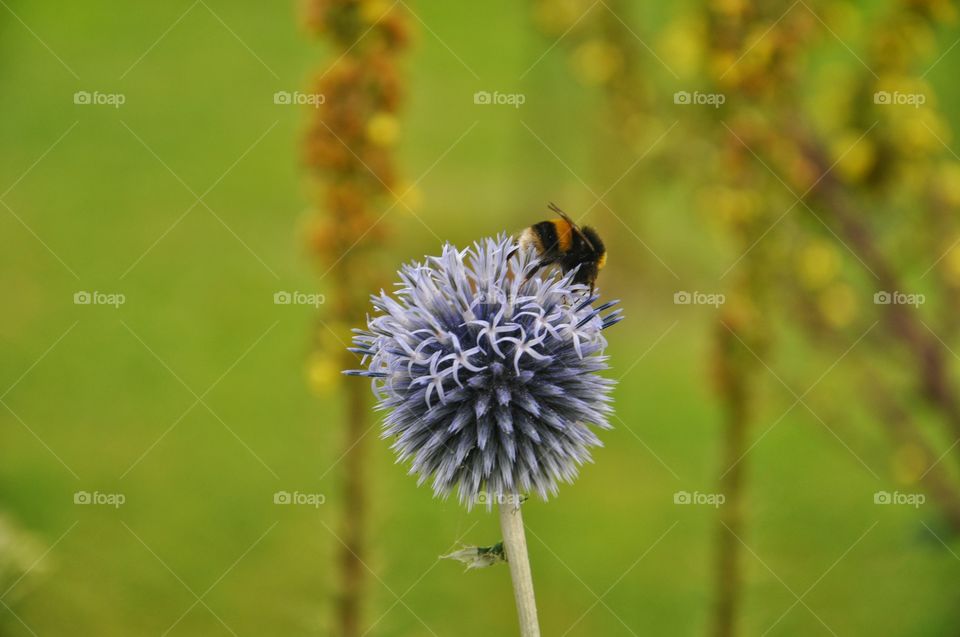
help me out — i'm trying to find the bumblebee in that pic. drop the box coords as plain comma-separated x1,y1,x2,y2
515,203,607,294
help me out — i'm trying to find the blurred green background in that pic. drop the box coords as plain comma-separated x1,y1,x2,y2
2,0,960,635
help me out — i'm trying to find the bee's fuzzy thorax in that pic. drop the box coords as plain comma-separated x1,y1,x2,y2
517,227,541,252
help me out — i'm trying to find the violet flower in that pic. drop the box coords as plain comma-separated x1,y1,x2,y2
345,234,622,508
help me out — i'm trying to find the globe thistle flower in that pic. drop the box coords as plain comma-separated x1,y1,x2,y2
345,234,622,508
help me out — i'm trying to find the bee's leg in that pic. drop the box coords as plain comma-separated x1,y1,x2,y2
522,258,556,283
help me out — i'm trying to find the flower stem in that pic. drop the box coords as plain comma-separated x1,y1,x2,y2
337,377,368,637
499,501,541,637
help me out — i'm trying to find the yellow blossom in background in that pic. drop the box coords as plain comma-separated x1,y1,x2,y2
934,162,960,207
902,19,938,59
892,443,928,485
874,76,944,156
708,0,747,17
810,65,857,133
926,0,959,23
308,320,358,395
771,144,819,193
722,293,762,337
797,240,841,289
702,186,759,226
367,112,400,147
893,110,949,156
628,117,677,157
822,2,862,40
874,75,933,103
831,130,876,183
360,0,391,24
941,244,960,286
658,16,705,79
393,180,423,212
570,39,623,86
307,351,341,395
532,0,587,36
818,282,857,328
623,113,651,150
898,160,933,194
740,24,776,71
710,52,740,87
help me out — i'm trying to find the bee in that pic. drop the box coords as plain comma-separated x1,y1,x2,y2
514,203,607,294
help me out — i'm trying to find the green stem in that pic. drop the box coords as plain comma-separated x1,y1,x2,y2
499,501,541,637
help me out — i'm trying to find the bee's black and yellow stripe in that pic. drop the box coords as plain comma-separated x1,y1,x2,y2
526,218,573,254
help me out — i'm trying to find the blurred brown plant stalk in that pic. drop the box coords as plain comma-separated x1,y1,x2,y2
709,155,776,637
534,0,960,632
676,2,960,634
700,0,960,525
301,2,410,636
710,307,764,637
693,0,960,629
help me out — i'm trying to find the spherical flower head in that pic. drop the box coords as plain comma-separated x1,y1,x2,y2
346,234,623,508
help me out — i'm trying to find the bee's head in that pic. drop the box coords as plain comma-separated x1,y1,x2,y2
572,262,599,288
583,226,607,268
581,226,604,254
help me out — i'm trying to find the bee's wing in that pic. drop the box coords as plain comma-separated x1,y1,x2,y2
548,202,595,251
